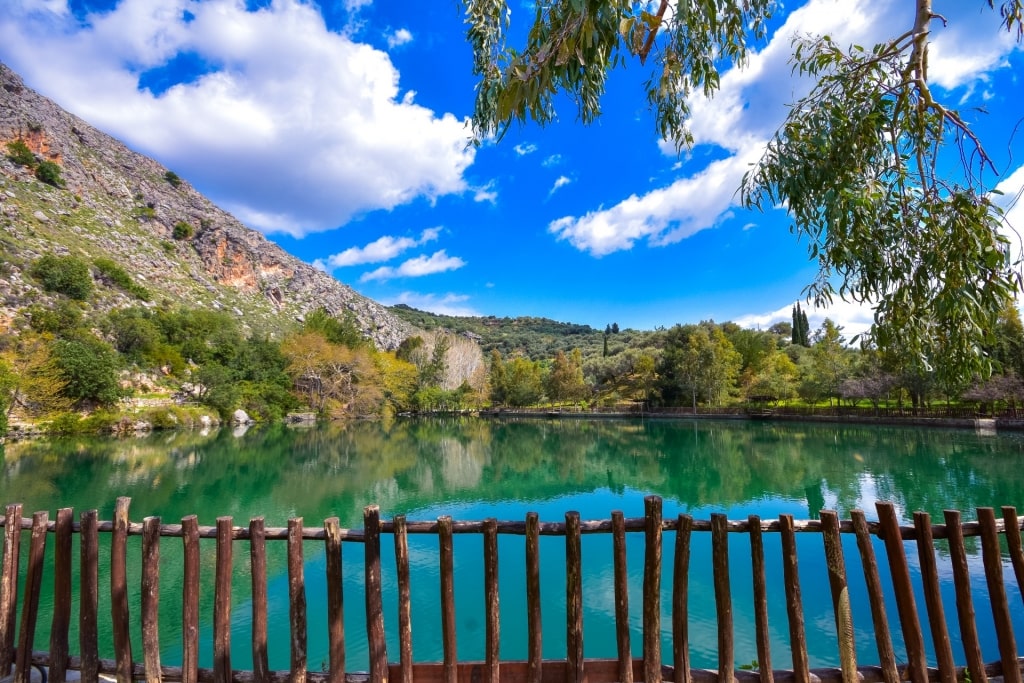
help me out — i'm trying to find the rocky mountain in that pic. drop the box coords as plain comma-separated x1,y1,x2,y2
0,62,416,349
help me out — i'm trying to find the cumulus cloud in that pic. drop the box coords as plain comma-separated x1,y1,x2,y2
360,250,466,282
514,143,537,156
548,175,571,196
313,227,440,270
550,0,1020,258
0,0,474,237
386,28,412,48
473,181,498,203
733,299,876,343
386,292,479,316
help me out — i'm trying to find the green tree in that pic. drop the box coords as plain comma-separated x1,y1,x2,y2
5,139,34,166
464,0,1024,384
35,160,64,187
29,254,93,300
51,333,122,406
304,308,366,348
809,319,852,406
503,355,546,407
547,348,589,404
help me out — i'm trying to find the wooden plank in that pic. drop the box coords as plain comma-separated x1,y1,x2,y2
1001,506,1024,603
778,515,808,683
438,516,457,683
394,515,412,683
325,517,346,683
874,502,927,683
49,507,74,683
250,517,270,683
0,503,22,676
142,516,163,683
643,496,662,683
818,511,855,683
111,497,134,683
364,505,387,683
14,511,47,683
747,515,772,683
977,507,1020,683
526,512,543,683
484,518,501,683
565,511,584,683
849,511,898,683
673,514,693,683
215,517,234,683
912,512,954,683
80,509,99,683
183,515,200,683
942,510,987,683
612,511,633,683
711,513,733,683
289,518,308,683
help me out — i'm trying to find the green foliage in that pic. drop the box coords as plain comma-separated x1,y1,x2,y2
135,205,157,221
51,333,123,406
35,160,65,187
172,221,194,240
93,257,151,301
164,170,182,188
24,300,83,336
5,139,35,166
28,254,94,300
303,307,366,348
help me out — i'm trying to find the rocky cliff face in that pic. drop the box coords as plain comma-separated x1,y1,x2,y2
0,62,416,348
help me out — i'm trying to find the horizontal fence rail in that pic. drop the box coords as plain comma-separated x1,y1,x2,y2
0,497,1023,683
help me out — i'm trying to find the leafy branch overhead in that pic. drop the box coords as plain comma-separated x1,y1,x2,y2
463,0,1024,383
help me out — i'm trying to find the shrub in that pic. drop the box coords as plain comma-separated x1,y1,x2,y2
172,221,194,240
35,160,65,187
164,170,182,188
93,257,151,301
52,333,123,406
25,300,83,335
29,254,94,300
5,139,35,167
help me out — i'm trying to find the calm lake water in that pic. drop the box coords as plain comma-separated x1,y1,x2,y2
2,416,1024,672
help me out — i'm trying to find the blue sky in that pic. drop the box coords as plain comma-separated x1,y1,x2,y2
2,1,1023,336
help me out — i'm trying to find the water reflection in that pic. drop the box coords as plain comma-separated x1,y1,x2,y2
1,417,1023,671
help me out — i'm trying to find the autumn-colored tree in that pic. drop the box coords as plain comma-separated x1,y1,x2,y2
2,334,72,419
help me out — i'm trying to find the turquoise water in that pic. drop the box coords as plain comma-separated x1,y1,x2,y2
1,417,1023,672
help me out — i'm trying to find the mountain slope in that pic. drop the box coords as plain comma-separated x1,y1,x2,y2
0,62,415,349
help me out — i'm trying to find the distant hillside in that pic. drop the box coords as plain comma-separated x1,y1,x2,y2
0,62,415,349
387,304,654,360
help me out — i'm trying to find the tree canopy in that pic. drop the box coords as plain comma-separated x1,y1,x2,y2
463,0,1024,383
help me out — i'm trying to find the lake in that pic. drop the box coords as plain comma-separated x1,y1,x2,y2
2,416,1023,673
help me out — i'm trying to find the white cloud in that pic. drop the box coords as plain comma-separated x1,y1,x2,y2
386,28,412,48
387,292,479,317
360,250,466,282
550,0,1021,258
993,163,1024,267
733,299,876,343
542,154,562,167
514,143,537,156
0,0,474,237
473,181,498,204
548,175,571,196
313,227,441,270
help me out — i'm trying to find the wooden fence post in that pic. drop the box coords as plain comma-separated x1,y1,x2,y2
215,517,234,683
14,512,47,683
913,512,954,683
643,496,662,683
819,510,855,683
365,505,387,683
394,515,412,683
526,512,543,683
111,497,133,683
142,516,163,683
612,511,633,683
978,507,1020,683
325,517,346,683
566,511,584,683
250,517,269,683
50,507,74,683
711,513,733,683
0,503,23,676
748,515,773,683
439,516,457,683
288,518,308,683
673,514,693,683
875,502,927,683
182,515,200,683
778,514,808,683
943,510,987,683
484,517,501,683
80,510,99,683
850,510,898,683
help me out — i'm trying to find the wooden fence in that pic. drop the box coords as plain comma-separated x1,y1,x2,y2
0,496,1023,683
